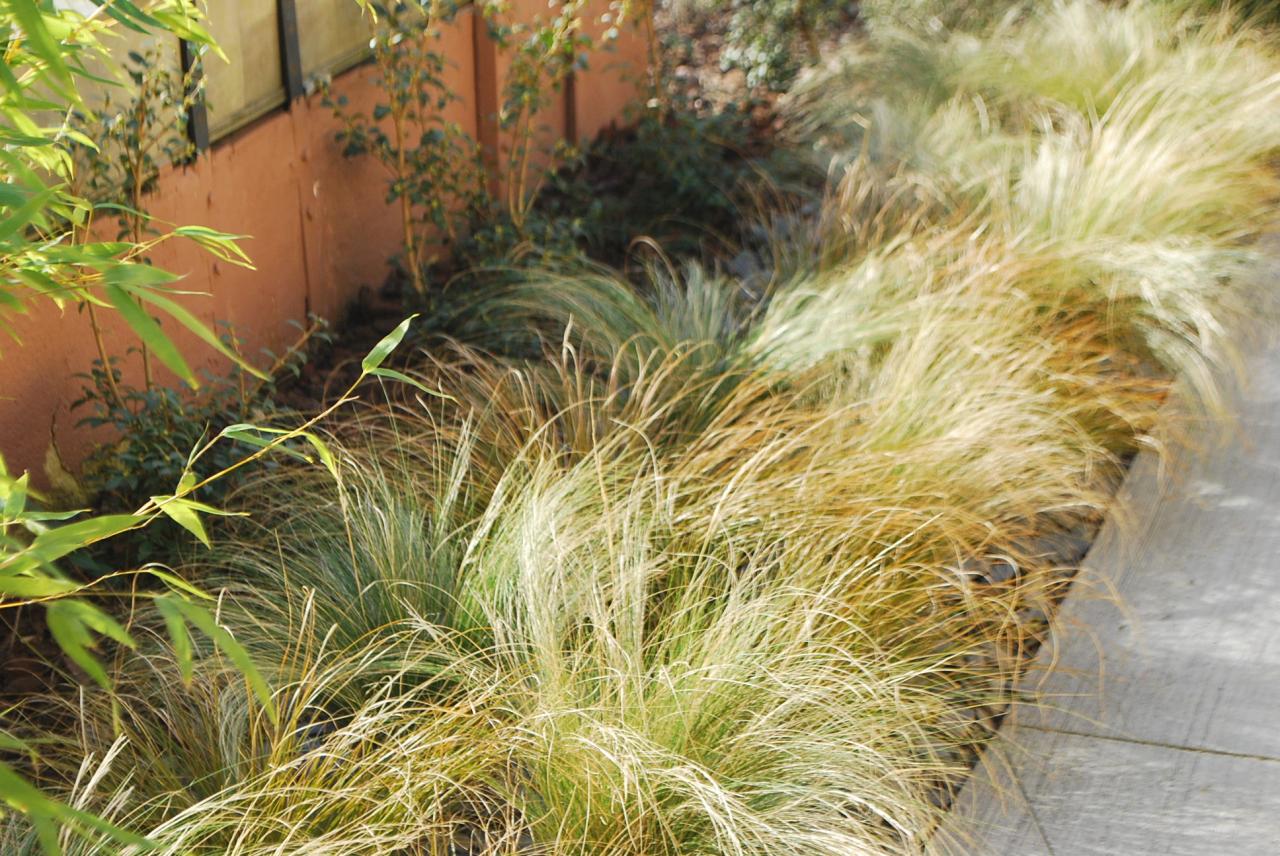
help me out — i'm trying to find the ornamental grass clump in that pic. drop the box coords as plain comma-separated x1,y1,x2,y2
5,434,1014,855
470,457,977,856
0,630,510,855
791,0,1280,410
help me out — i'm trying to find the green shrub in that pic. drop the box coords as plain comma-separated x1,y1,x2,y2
720,0,855,89
70,318,331,565
331,0,634,284
326,1,487,298
534,104,759,263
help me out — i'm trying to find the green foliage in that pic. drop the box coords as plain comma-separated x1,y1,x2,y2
0,0,253,388
488,0,597,232
332,0,638,282
326,0,487,298
719,0,852,89
15,0,1280,853
456,192,592,269
4,307,421,851
0,0,232,761
0,748,154,854
456,62,775,271
0,1,422,848
516,102,757,264
71,45,197,241
70,317,331,565
1,448,275,852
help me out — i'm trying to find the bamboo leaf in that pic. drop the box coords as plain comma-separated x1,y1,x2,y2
166,597,276,724
100,263,178,288
361,315,418,373
153,496,210,548
26,513,139,566
135,289,269,380
45,601,110,688
146,567,215,601
299,432,338,480
87,0,161,34
0,575,79,598
0,186,54,243
0,760,156,851
63,599,133,649
367,367,451,398
103,283,196,387
86,0,150,34
154,596,194,685
9,0,72,92
171,225,254,268
1,471,28,518
219,425,312,465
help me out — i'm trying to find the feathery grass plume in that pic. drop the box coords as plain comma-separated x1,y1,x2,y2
456,446,997,855
0,266,1167,854
7,1,1278,851
799,1,1280,145
199,426,495,695
454,262,755,381
857,0,1025,37
789,0,1280,419
952,0,1280,120
195,341,719,680
980,82,1277,415
446,261,792,449
1,630,507,855
665,234,1173,688
692,278,1113,571
5,425,1023,854
176,343,739,689
792,0,1280,228
746,226,1157,434
444,226,1134,602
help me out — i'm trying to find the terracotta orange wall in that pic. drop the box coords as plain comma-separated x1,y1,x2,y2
574,4,651,140
0,4,646,483
476,0,648,188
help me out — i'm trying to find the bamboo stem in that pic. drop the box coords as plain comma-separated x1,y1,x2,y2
87,302,125,412
131,90,154,390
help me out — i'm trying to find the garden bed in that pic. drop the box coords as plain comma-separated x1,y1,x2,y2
5,2,1280,853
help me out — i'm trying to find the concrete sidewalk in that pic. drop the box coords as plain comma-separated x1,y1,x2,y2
934,333,1280,855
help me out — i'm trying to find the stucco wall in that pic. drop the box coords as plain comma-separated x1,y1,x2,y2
0,6,646,481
